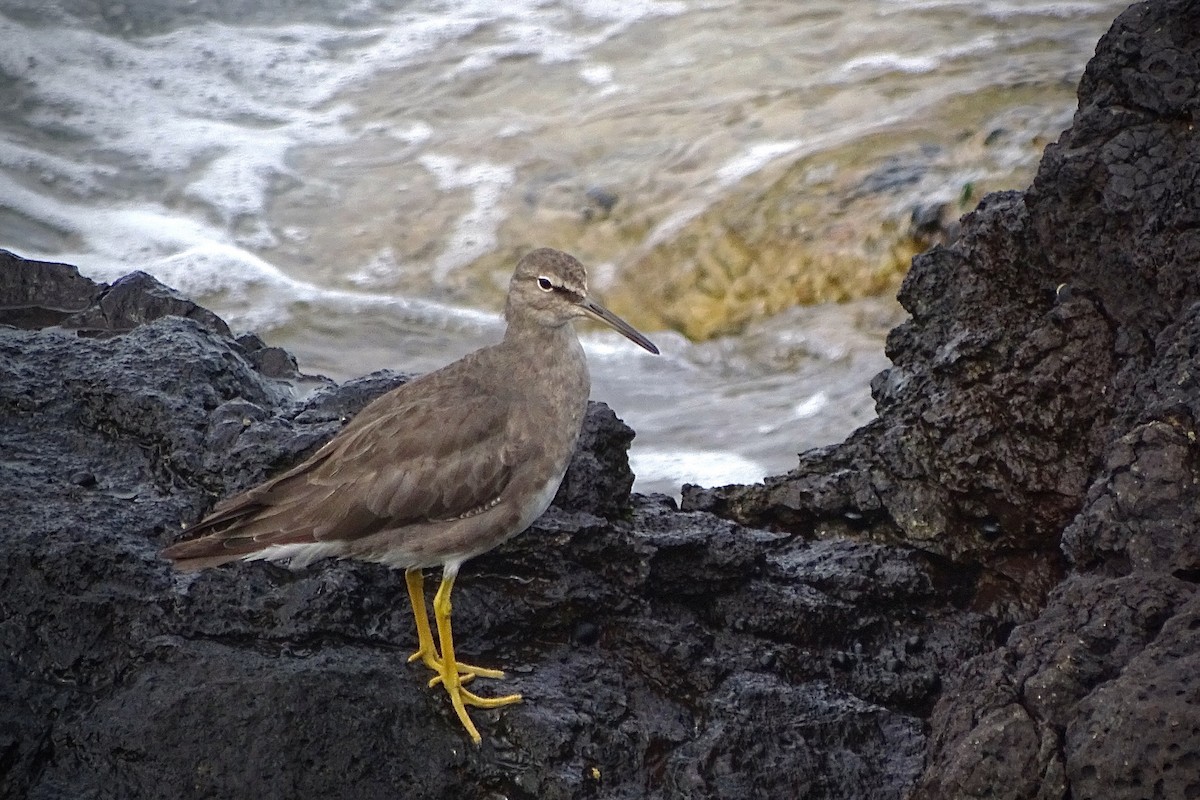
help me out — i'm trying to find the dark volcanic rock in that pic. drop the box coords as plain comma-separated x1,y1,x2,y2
0,250,99,328
553,401,637,516
0,256,992,799
921,3,1200,795
686,0,1200,797
0,252,231,337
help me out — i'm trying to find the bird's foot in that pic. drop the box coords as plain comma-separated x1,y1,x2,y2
424,570,521,744
407,645,505,684
439,671,523,744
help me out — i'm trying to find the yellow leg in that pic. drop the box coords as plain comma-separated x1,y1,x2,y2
404,568,504,682
404,569,440,670
431,571,522,744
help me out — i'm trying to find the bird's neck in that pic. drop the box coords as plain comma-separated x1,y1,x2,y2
502,317,575,351
499,318,590,400
495,318,591,482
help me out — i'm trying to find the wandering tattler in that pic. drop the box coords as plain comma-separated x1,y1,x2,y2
162,248,659,743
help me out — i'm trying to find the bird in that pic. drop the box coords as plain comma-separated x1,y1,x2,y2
162,247,660,743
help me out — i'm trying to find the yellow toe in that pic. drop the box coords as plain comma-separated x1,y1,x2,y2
460,688,523,709
425,661,505,688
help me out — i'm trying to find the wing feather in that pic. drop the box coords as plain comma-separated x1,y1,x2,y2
163,350,525,567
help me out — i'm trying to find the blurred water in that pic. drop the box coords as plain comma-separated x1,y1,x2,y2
0,0,1129,494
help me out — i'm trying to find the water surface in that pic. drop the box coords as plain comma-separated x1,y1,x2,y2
0,0,1129,494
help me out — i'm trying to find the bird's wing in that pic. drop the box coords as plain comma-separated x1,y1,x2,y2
165,364,523,560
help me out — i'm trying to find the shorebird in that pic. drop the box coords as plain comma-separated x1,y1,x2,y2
162,248,659,743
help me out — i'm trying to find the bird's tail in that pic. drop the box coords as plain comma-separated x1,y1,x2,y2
161,536,248,571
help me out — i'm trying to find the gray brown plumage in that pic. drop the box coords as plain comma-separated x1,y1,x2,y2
162,247,658,742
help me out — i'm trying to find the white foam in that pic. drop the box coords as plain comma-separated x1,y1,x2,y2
716,140,805,186
833,34,999,81
0,139,116,197
0,10,505,279
578,62,621,97
6,174,497,336
580,64,615,85
347,247,401,289
792,391,831,420
838,52,940,76
388,121,435,146
0,0,693,310
567,0,687,23
417,154,516,281
629,449,766,490
643,139,810,249
433,0,684,76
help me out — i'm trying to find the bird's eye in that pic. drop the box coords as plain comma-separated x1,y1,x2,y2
536,276,554,292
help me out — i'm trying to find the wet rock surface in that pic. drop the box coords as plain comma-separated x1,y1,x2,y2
686,1,1200,796
3,2,1197,798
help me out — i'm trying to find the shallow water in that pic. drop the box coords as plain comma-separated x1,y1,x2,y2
0,0,1129,494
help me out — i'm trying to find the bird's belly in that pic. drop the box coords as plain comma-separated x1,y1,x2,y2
443,471,565,571
511,473,565,538
359,471,566,572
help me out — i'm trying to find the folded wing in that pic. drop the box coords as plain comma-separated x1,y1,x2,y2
163,365,518,567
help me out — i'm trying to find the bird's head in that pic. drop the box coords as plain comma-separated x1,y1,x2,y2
506,248,659,355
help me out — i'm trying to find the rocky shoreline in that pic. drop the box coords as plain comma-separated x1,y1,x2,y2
3,1,1198,798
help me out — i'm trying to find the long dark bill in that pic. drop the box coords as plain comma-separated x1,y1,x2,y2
580,298,660,355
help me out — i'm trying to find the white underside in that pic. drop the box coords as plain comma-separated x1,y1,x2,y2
513,475,564,539
374,474,564,572
242,541,346,570
239,475,564,574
